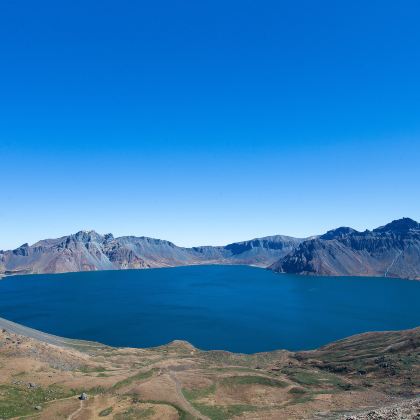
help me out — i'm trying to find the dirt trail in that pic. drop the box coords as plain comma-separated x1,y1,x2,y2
67,399,84,420
167,370,210,420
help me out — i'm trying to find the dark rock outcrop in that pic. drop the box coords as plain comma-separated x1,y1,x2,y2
269,218,420,280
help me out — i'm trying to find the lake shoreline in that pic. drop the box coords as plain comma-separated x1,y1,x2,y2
2,262,419,281
0,265,419,353
1,315,419,355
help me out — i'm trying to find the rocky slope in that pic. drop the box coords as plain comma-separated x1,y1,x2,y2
0,231,302,276
270,217,420,280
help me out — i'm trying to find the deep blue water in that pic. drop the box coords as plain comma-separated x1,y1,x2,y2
0,265,419,353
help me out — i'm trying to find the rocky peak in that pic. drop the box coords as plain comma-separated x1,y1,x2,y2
104,233,114,242
12,243,30,256
320,227,358,240
72,230,104,243
373,218,420,234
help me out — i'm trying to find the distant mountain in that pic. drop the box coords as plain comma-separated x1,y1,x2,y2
0,231,303,276
269,217,420,280
3,217,419,279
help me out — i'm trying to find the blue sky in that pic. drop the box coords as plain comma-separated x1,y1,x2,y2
1,0,420,249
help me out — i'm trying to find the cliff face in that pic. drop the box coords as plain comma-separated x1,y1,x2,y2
269,218,420,279
222,235,302,266
0,231,303,275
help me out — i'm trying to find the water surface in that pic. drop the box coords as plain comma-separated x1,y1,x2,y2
0,265,419,353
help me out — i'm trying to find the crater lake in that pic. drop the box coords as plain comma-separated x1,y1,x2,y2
0,265,419,353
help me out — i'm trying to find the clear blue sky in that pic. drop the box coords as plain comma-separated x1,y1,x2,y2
1,0,419,249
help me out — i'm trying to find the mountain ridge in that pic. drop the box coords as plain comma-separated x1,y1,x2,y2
0,230,303,276
269,217,420,280
2,217,420,280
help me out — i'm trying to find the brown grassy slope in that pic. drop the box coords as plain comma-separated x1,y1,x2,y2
0,323,418,419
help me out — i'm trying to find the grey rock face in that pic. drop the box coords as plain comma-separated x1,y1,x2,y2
269,218,420,280
223,235,303,266
0,230,304,275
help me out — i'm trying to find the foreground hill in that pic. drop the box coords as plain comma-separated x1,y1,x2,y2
270,217,420,280
0,318,418,419
0,231,302,275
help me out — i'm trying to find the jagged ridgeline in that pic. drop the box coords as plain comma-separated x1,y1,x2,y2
1,217,419,280
0,231,302,275
270,217,420,280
